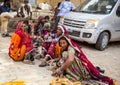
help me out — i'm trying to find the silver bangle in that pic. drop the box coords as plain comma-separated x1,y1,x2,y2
57,67,63,74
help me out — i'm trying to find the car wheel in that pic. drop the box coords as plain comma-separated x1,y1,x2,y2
95,32,109,51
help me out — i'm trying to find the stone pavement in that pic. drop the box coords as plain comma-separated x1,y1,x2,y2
0,35,53,85
0,34,120,85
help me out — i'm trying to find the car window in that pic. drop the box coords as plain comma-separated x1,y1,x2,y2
75,0,118,14
116,4,120,16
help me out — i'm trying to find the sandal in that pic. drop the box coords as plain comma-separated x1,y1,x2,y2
96,66,105,74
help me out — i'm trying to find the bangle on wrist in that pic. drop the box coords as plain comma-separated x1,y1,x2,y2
57,67,63,74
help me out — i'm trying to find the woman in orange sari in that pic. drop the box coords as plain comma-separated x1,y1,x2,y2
9,20,34,62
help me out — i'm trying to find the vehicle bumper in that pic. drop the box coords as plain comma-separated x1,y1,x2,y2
65,26,99,44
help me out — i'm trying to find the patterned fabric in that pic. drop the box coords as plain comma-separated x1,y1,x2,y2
58,36,113,85
45,42,61,59
59,46,109,85
60,46,90,81
42,25,69,59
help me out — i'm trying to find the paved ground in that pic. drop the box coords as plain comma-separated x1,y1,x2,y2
0,34,120,85
0,35,52,85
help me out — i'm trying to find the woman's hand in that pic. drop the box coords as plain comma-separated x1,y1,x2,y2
47,59,54,66
53,67,63,76
52,70,59,76
30,23,35,29
39,37,44,42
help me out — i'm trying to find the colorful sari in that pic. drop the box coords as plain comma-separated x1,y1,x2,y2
58,36,113,85
42,25,69,59
9,21,34,61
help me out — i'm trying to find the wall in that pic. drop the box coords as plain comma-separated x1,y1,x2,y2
37,0,85,8
37,0,47,5
11,0,23,10
29,0,36,6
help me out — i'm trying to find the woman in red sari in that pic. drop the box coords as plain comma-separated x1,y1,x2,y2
53,36,113,85
39,25,69,67
9,20,34,61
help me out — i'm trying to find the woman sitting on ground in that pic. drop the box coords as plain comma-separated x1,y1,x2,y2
34,16,45,36
52,36,113,85
9,20,34,63
39,25,69,67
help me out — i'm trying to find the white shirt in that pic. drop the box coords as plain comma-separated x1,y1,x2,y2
18,3,32,18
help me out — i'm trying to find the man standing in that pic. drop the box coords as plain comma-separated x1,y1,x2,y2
52,0,75,32
0,0,13,37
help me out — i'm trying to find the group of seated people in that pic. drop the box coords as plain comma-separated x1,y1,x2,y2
8,14,114,85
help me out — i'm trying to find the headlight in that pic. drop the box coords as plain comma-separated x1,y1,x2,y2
84,19,99,29
58,16,64,25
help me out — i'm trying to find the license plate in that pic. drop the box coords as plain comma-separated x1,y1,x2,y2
73,30,80,34
68,30,80,37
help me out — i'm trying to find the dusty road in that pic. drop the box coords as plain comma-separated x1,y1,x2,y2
78,41,120,84
0,35,120,85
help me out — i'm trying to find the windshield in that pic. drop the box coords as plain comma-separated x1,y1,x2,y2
75,0,118,14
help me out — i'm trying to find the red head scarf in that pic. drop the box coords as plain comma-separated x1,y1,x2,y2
14,21,34,53
38,16,44,26
15,21,23,30
59,35,113,85
57,24,70,37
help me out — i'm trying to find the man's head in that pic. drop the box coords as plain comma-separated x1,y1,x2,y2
57,2,61,7
24,0,29,4
4,0,10,5
44,16,50,22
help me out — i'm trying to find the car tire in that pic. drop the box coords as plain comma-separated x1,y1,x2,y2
95,32,109,51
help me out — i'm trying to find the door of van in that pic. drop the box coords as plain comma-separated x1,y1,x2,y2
113,2,120,40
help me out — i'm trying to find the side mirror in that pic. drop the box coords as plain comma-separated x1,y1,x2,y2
116,6,120,17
